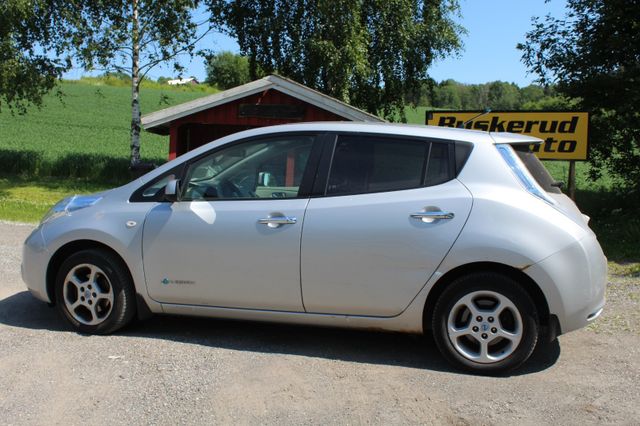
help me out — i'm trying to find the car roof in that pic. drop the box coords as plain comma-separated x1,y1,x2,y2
232,122,542,145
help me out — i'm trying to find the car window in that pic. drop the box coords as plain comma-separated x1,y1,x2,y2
512,144,562,194
425,142,452,186
141,174,176,198
326,135,429,196
182,136,314,200
129,162,185,203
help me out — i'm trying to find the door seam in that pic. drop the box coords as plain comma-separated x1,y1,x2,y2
298,198,311,312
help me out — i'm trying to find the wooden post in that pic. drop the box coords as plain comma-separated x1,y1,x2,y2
568,160,576,201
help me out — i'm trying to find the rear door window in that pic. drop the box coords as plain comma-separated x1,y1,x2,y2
325,135,454,196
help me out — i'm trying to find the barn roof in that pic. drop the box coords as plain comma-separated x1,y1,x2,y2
141,74,384,134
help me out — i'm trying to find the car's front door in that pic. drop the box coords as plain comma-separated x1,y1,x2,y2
301,134,473,317
142,133,321,311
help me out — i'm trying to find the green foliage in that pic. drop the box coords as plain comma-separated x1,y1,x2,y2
205,51,251,89
519,0,640,191
0,0,84,112
208,0,464,120
417,79,561,111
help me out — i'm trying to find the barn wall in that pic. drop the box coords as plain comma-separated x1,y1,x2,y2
168,89,347,159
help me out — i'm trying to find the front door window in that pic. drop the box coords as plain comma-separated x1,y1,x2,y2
182,136,315,200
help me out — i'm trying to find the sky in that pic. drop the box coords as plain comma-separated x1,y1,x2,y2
64,0,568,87
428,0,567,85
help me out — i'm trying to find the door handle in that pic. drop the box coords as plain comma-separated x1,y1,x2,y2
410,211,455,221
258,216,297,228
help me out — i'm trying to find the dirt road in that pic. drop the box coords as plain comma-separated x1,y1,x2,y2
1,221,639,425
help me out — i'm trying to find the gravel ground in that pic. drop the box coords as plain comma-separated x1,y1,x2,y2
1,221,639,425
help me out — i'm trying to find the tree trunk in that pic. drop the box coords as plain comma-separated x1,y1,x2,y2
130,0,141,167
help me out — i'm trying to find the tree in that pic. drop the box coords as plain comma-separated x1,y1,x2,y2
66,0,211,166
208,0,464,120
519,0,640,189
486,81,520,110
0,1,84,113
205,51,251,89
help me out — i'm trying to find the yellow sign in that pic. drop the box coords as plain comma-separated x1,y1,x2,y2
426,111,590,160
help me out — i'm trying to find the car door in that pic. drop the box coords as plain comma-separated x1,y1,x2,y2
142,133,322,311
301,134,473,317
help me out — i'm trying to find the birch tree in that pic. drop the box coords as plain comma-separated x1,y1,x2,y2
71,0,210,166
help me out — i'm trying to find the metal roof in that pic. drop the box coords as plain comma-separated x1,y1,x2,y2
141,75,385,134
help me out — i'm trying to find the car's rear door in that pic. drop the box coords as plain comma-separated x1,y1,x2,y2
300,133,473,316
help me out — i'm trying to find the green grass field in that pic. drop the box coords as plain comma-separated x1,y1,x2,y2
0,79,216,181
1,81,638,262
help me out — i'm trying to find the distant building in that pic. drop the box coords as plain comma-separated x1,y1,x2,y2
166,77,199,86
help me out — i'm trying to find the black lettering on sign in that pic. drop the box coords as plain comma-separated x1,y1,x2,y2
539,121,558,133
558,140,577,152
438,116,457,127
507,121,524,132
238,104,306,120
489,116,506,132
543,137,558,152
558,116,578,133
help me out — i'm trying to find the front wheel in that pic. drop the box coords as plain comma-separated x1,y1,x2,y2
55,249,136,334
432,272,539,374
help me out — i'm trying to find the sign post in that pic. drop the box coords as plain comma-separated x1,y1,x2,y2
426,111,590,200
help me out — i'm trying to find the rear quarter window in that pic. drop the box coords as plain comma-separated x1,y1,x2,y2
511,144,562,194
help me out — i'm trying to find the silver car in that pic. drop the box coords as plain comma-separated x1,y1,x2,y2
22,122,606,373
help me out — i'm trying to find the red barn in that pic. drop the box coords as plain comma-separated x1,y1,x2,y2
141,74,384,159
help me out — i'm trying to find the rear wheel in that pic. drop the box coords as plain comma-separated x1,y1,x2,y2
432,272,539,373
55,249,136,334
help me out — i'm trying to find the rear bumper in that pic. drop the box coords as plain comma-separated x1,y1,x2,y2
525,232,607,335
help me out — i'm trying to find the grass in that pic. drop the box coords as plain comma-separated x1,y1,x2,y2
0,176,112,223
0,79,217,182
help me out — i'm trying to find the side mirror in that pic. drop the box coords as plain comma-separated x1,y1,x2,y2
164,178,180,202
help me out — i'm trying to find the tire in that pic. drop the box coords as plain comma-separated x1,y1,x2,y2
432,272,539,374
55,249,136,334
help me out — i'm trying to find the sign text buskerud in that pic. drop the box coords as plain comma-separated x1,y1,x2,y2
426,111,589,161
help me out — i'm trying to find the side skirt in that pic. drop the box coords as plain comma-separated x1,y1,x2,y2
160,303,423,334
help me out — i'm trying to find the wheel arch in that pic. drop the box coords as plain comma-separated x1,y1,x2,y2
46,240,133,305
422,262,551,332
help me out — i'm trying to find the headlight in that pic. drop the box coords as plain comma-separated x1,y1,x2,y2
41,194,103,224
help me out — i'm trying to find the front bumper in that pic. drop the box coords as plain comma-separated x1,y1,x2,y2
525,232,607,335
22,225,51,303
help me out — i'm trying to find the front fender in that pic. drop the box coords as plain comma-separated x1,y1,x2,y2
41,203,161,312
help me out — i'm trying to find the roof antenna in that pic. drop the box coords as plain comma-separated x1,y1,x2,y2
458,108,492,129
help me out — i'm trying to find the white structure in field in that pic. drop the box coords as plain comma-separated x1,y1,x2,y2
167,77,199,86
